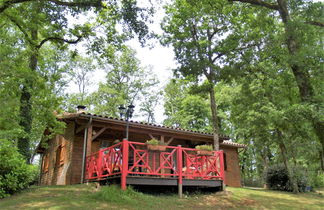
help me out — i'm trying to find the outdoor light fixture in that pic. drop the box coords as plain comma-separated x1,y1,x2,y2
118,104,135,140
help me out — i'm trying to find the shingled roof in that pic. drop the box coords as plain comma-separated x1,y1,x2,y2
221,140,246,148
58,112,246,148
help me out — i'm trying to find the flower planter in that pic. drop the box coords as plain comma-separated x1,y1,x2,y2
147,144,167,151
197,150,213,156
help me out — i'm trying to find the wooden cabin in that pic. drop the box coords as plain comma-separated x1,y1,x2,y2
37,112,246,191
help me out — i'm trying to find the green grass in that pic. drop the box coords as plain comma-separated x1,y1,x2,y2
0,184,323,210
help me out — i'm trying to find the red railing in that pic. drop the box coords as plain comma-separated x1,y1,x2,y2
85,139,225,189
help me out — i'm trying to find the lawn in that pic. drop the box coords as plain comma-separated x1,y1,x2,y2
0,184,323,210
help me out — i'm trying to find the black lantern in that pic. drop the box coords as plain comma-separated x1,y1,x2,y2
118,105,126,118
118,104,135,140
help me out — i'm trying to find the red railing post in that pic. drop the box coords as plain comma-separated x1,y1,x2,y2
219,150,225,185
177,145,183,198
97,151,102,179
121,139,129,190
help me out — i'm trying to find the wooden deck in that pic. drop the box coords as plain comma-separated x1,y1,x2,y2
85,139,225,195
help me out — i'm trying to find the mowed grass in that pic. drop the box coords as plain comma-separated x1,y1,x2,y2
0,184,323,210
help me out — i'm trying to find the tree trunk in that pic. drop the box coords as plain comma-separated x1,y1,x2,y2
277,130,299,193
320,150,324,172
18,84,32,161
261,147,270,188
17,28,38,163
314,121,324,172
208,85,220,150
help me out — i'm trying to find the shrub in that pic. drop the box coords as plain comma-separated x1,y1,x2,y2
0,139,35,198
309,172,324,188
265,164,308,192
195,144,213,151
145,139,166,146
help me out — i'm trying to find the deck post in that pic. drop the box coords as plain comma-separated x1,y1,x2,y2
219,150,226,190
97,150,102,179
121,139,129,190
177,145,183,198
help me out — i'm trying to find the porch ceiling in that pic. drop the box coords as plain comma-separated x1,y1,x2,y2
60,112,230,141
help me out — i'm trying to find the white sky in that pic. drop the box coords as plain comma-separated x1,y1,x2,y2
66,1,176,124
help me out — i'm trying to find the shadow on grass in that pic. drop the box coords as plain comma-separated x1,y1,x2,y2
231,187,324,210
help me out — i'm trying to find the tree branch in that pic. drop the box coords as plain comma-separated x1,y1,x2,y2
48,0,102,8
0,0,103,13
4,13,34,46
212,53,224,63
305,21,324,28
0,0,33,13
36,36,83,49
229,0,279,10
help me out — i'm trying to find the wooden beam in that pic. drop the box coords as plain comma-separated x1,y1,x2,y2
92,127,108,141
86,125,93,156
76,124,86,134
148,133,155,139
166,137,174,145
161,135,165,143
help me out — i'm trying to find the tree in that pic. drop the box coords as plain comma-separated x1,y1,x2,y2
63,54,96,111
161,0,258,150
90,47,159,117
163,79,211,132
230,0,324,173
140,90,162,124
0,0,153,161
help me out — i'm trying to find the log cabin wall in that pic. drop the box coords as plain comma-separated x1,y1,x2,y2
221,146,242,187
40,122,74,185
69,136,84,184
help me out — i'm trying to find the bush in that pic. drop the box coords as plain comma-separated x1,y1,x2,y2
145,139,166,146
265,164,308,192
195,144,213,151
309,172,324,188
0,139,36,198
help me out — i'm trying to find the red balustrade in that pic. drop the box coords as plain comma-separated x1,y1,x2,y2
85,139,225,185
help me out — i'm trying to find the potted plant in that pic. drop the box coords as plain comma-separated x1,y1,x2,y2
146,139,167,151
195,145,214,156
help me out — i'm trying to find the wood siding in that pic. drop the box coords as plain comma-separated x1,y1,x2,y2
222,147,242,187
40,122,74,185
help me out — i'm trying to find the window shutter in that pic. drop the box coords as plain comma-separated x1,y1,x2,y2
59,142,66,165
43,154,49,173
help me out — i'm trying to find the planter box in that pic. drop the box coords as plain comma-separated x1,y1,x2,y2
147,144,167,151
197,150,213,156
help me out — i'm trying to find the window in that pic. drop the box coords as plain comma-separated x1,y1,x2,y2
223,153,227,171
42,154,49,173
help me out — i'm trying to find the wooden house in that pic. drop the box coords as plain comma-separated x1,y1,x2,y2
37,112,246,192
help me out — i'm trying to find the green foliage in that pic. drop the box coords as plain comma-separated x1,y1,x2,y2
265,164,308,192
163,79,212,132
145,139,166,146
90,46,159,117
0,139,36,198
195,144,213,151
309,173,324,188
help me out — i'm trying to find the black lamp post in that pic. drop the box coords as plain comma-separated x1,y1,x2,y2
118,104,135,140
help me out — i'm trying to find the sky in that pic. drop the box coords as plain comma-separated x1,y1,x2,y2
67,1,176,124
